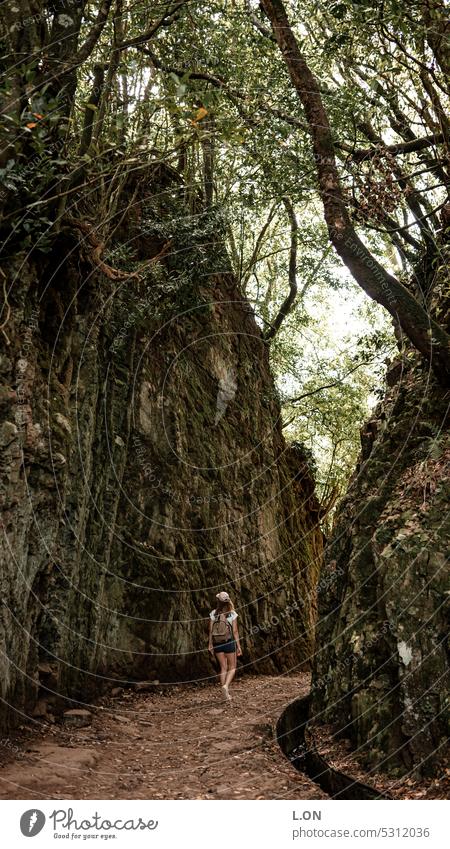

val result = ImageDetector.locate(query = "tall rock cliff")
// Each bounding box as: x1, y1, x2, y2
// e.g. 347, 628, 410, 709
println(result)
0, 183, 322, 728
310, 315, 449, 775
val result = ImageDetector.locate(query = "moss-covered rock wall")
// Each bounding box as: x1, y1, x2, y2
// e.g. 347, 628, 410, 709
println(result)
0, 204, 322, 728
310, 352, 449, 777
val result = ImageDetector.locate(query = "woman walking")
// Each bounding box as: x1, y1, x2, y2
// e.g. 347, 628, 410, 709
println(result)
208, 591, 242, 701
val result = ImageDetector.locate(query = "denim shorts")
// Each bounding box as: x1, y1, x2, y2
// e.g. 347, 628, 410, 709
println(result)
213, 639, 236, 654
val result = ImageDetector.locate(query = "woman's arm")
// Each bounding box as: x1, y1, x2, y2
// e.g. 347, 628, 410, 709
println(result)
208, 618, 214, 654
232, 619, 242, 656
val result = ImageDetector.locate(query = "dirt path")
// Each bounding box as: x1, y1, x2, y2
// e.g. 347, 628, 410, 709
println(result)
0, 673, 326, 800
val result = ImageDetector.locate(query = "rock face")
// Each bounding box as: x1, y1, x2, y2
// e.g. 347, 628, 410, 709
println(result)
0, 202, 322, 729
310, 354, 449, 776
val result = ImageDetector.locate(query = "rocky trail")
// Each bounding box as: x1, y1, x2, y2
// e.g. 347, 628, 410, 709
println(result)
0, 674, 326, 800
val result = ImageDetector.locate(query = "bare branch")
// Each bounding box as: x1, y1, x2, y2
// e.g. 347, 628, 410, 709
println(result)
79, 64, 105, 156
74, 0, 114, 66
118, 0, 187, 49
264, 197, 298, 341
140, 46, 309, 132
242, 200, 280, 283
337, 132, 445, 163
244, 0, 275, 41
287, 360, 375, 405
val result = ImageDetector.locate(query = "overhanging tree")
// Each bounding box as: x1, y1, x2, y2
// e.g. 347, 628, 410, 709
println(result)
260, 0, 450, 385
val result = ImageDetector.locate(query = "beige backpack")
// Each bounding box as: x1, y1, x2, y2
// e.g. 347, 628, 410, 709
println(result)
211, 612, 233, 645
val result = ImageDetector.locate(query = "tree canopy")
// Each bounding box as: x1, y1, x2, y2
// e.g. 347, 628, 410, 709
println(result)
1, 0, 449, 502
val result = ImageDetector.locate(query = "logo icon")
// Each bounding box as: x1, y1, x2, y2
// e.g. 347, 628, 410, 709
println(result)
20, 810, 46, 837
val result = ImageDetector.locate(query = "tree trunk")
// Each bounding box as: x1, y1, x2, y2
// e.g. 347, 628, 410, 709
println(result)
261, 0, 450, 385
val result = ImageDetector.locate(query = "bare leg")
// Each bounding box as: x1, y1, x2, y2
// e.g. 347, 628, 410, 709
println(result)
225, 652, 237, 688
216, 652, 227, 686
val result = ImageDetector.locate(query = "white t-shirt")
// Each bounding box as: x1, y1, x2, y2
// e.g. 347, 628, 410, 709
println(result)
210, 610, 238, 624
